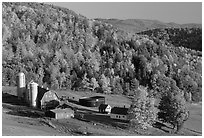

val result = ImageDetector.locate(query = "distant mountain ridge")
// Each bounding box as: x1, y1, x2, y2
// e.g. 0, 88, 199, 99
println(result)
95, 18, 202, 33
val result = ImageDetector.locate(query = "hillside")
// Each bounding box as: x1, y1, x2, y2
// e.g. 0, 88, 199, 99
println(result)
2, 2, 202, 101
137, 28, 202, 51
2, 2, 202, 135
95, 18, 202, 33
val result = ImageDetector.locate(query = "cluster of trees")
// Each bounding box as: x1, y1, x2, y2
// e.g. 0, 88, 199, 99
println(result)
138, 28, 202, 52
2, 2, 202, 130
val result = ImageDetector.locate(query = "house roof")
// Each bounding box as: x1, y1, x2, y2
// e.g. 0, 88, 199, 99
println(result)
49, 108, 73, 114
57, 103, 74, 110
99, 104, 110, 109
111, 107, 129, 115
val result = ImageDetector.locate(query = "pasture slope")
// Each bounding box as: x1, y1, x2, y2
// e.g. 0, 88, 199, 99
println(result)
2, 86, 202, 136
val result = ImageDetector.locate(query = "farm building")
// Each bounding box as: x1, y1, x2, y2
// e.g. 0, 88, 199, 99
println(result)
110, 107, 129, 121
27, 81, 39, 108
16, 73, 60, 110
79, 96, 105, 107
98, 104, 111, 114
45, 108, 74, 119
37, 87, 60, 110
16, 72, 26, 100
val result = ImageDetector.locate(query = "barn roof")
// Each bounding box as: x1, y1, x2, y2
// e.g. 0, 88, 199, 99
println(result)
37, 87, 59, 101
111, 107, 129, 115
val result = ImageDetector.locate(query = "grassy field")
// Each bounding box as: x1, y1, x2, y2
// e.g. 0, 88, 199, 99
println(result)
56, 89, 132, 108
2, 86, 202, 136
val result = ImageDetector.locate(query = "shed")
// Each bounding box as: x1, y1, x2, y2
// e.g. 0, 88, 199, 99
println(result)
37, 87, 60, 110
99, 104, 111, 114
110, 107, 129, 121
45, 108, 74, 119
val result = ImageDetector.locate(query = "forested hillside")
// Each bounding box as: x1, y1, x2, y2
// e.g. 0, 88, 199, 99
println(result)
138, 28, 202, 51
2, 2, 202, 106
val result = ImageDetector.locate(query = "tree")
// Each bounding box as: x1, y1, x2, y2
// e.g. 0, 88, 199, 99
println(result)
123, 82, 130, 95
2, 23, 12, 44
98, 74, 111, 94
130, 78, 139, 94
132, 55, 150, 86
151, 74, 180, 98
115, 51, 123, 62
158, 92, 189, 133
36, 66, 44, 86
191, 87, 202, 102
112, 78, 123, 95
128, 86, 157, 130
49, 63, 60, 90
90, 77, 99, 91
58, 72, 66, 89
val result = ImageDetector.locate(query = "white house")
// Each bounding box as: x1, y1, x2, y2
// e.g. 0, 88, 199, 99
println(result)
98, 104, 111, 114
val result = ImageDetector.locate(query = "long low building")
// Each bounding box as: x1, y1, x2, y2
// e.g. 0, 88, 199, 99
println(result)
110, 107, 129, 122
79, 96, 105, 107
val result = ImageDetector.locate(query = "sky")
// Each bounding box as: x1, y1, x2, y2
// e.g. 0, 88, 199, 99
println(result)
47, 2, 202, 24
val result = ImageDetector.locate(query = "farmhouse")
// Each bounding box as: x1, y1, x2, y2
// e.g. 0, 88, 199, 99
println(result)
98, 104, 111, 114
37, 87, 60, 110
110, 107, 129, 121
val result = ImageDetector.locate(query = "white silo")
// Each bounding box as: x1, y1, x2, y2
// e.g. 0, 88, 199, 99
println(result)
25, 80, 34, 104
17, 72, 26, 99
29, 82, 38, 108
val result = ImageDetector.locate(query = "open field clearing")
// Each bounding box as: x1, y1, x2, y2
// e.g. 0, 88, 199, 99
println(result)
2, 86, 202, 136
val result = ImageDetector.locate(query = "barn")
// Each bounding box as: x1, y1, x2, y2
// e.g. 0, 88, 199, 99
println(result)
110, 107, 129, 122
45, 108, 74, 119
79, 96, 105, 107
37, 87, 60, 110
98, 104, 111, 114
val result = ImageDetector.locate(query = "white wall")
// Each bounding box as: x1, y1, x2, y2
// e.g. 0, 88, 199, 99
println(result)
110, 114, 127, 120
105, 105, 111, 113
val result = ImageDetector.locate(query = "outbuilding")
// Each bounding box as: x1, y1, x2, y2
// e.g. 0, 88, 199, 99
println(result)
110, 107, 129, 122
45, 108, 74, 119
98, 104, 111, 114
